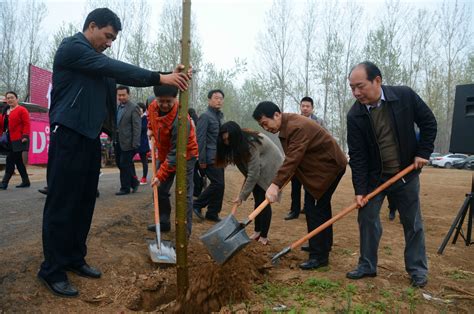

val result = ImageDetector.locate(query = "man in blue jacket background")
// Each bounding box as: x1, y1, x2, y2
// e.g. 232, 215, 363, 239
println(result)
37, 8, 190, 297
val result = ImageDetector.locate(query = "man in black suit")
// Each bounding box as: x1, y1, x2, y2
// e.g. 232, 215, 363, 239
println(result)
38, 8, 190, 297
114, 85, 141, 195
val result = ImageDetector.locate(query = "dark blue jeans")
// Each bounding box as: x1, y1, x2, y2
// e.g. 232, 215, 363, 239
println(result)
356, 174, 428, 277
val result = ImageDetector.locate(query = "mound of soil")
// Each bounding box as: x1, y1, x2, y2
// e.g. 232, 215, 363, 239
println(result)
175, 241, 269, 313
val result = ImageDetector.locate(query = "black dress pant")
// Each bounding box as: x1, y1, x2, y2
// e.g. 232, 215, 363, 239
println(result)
290, 177, 312, 215
305, 170, 345, 260
39, 125, 101, 283
193, 164, 224, 217
114, 143, 138, 191
2, 150, 29, 185
252, 185, 272, 238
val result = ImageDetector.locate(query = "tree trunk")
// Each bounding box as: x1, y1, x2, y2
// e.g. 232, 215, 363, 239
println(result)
176, 0, 191, 299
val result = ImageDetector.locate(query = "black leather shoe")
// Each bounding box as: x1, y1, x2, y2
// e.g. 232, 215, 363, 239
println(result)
37, 275, 78, 297
16, 182, 31, 188
38, 187, 48, 195
66, 264, 101, 279
193, 207, 204, 220
299, 258, 329, 270
0, 183, 7, 190
115, 190, 130, 196
346, 269, 377, 279
205, 214, 221, 222
301, 245, 311, 252
411, 276, 427, 288
284, 212, 299, 220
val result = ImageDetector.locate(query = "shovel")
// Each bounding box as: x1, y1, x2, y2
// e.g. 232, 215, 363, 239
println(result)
271, 164, 416, 264
148, 139, 176, 264
201, 179, 290, 264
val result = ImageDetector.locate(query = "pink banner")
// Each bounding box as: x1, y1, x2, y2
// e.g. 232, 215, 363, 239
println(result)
29, 64, 52, 109
28, 120, 50, 165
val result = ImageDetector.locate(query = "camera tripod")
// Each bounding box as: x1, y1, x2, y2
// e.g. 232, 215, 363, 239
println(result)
437, 173, 473, 254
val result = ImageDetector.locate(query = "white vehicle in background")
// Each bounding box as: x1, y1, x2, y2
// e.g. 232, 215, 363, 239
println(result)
431, 153, 468, 168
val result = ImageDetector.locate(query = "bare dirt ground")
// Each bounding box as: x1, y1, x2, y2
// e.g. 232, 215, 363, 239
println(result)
0, 165, 473, 312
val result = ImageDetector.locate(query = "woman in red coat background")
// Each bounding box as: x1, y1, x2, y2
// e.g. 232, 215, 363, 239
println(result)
0, 91, 31, 190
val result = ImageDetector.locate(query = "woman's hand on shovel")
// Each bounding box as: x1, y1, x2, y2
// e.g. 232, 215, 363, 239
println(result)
232, 197, 242, 206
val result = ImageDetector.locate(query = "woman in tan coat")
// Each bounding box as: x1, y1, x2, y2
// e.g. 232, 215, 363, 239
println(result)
216, 121, 283, 245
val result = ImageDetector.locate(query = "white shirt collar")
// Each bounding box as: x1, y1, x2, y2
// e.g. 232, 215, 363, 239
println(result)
365, 88, 385, 111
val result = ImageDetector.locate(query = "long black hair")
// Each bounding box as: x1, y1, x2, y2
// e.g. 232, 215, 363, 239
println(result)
215, 121, 262, 167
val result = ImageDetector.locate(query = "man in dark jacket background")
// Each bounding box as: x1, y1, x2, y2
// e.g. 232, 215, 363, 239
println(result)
38, 8, 190, 297
115, 85, 141, 195
346, 61, 437, 288
193, 89, 225, 222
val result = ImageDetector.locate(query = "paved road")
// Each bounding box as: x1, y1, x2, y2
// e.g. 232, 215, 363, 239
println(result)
0, 170, 148, 248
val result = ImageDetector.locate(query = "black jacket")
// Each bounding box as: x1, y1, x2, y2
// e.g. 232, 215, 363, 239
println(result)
197, 106, 224, 164
49, 32, 162, 139
347, 85, 437, 195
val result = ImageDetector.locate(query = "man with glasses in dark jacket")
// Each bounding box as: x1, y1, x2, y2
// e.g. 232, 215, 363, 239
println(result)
37, 8, 191, 298
345, 61, 436, 288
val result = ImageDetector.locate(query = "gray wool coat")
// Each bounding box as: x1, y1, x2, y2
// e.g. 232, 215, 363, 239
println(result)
236, 133, 284, 201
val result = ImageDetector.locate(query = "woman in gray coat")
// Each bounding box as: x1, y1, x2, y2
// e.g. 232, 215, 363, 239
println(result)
216, 121, 283, 245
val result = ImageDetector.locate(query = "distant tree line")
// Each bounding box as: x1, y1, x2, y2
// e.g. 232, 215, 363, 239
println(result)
0, 0, 472, 153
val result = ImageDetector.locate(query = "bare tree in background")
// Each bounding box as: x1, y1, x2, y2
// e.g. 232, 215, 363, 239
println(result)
315, 0, 343, 127
294, 0, 318, 105
85, 0, 137, 61
256, 0, 295, 112
24, 0, 48, 68
125, 0, 151, 101
0, 0, 47, 99
437, 0, 472, 152
45, 22, 79, 70
147, 0, 203, 106
334, 1, 364, 151
364, 0, 406, 85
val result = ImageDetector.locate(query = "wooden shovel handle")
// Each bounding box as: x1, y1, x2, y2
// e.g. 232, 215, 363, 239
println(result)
150, 139, 160, 225
247, 177, 292, 222
290, 164, 416, 250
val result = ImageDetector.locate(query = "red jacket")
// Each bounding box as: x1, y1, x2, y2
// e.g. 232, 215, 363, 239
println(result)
148, 99, 198, 182
0, 105, 30, 141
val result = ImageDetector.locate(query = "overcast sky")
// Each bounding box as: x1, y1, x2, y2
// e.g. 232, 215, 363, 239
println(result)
41, 0, 473, 71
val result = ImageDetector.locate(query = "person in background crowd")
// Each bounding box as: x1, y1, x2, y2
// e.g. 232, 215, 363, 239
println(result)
137, 102, 150, 185
188, 107, 206, 197
0, 91, 31, 190
215, 121, 283, 245
114, 85, 141, 195
193, 89, 225, 222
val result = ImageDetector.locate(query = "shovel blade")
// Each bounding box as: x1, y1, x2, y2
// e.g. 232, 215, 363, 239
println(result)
200, 214, 251, 264
147, 239, 176, 264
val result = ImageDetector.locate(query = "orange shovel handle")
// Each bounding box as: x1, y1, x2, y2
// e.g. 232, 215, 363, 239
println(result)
290, 164, 416, 250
